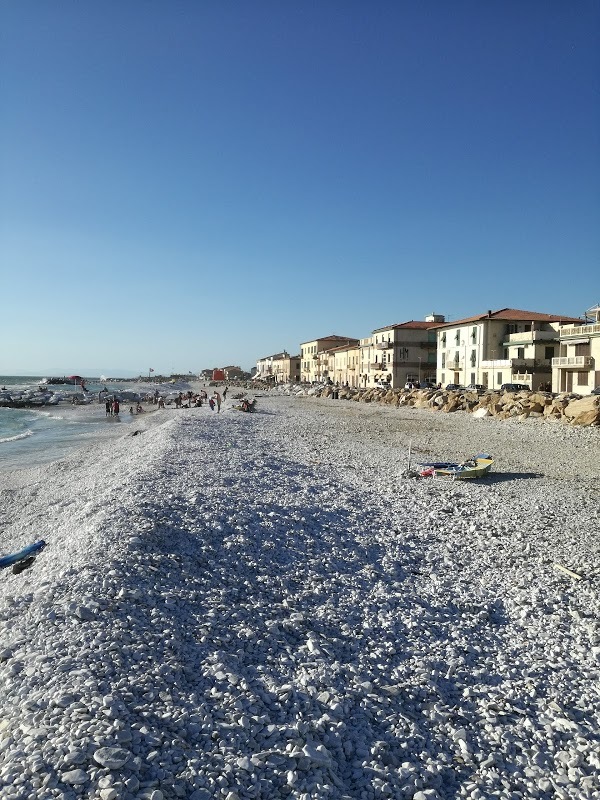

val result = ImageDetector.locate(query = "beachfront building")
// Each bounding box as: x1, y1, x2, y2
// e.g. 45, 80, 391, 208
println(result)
553, 304, 600, 394
332, 342, 361, 387
255, 352, 301, 384
359, 316, 444, 389
275, 353, 301, 383
365, 314, 444, 389
223, 365, 246, 380
255, 352, 287, 384
300, 335, 359, 383
359, 335, 374, 386
435, 308, 582, 391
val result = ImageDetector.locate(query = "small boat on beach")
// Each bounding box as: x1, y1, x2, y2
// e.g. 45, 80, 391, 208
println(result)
419, 453, 493, 480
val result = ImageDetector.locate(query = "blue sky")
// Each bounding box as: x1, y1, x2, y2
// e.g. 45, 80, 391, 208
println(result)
1, 1, 598, 376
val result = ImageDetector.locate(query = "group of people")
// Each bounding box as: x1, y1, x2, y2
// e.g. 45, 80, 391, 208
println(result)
105, 398, 120, 416
103, 386, 230, 418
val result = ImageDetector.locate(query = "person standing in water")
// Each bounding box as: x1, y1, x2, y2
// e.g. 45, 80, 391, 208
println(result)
213, 391, 222, 413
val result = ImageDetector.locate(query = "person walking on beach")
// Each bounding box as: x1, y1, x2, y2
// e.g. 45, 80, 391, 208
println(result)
213, 391, 222, 413
208, 397, 215, 411
112, 398, 120, 416
105, 399, 111, 416
222, 386, 228, 400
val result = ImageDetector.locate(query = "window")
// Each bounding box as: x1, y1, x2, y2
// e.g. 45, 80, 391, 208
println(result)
441, 333, 446, 346
470, 373, 475, 384
471, 326, 477, 343
441, 373, 445, 384
497, 372, 502, 385
517, 347, 525, 359
482, 371, 488, 385
544, 346, 555, 359
454, 329, 461, 343
441, 353, 446, 368
470, 350, 476, 367
575, 343, 591, 356
577, 372, 589, 386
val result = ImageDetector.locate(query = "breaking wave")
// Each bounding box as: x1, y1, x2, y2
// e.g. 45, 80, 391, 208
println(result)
0, 429, 34, 444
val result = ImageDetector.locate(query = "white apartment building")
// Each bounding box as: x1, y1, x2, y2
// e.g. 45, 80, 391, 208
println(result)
553, 304, 600, 394
435, 308, 582, 390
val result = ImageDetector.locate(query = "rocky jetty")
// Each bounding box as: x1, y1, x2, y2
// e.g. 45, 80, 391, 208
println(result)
314, 386, 600, 426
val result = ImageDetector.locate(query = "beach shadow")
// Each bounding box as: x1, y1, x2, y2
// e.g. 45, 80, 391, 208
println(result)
486, 471, 544, 483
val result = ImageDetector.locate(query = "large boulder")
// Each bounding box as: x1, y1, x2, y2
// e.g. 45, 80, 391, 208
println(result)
563, 395, 600, 425
443, 397, 462, 413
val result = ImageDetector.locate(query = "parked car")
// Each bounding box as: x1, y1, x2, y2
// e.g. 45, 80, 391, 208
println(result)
445, 383, 464, 391
466, 384, 487, 393
419, 381, 437, 390
375, 381, 391, 389
591, 386, 600, 395
500, 383, 530, 392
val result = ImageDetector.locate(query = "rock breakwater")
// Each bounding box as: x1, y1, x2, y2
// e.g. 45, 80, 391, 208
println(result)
314, 386, 600, 426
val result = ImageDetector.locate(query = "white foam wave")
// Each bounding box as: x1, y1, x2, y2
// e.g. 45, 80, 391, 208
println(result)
0, 429, 34, 443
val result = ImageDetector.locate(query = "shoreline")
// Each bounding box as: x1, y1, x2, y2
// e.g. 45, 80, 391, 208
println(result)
1, 395, 599, 799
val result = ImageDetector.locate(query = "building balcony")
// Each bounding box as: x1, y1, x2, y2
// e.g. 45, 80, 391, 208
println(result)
368, 363, 389, 371
442, 361, 465, 371
375, 341, 394, 350
503, 330, 558, 345
552, 356, 594, 368
559, 323, 600, 338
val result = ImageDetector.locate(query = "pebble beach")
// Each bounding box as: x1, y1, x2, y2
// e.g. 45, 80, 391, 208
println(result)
1, 392, 599, 800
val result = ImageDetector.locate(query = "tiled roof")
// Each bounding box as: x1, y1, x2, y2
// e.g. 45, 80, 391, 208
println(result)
434, 308, 582, 328
372, 320, 442, 333
325, 343, 360, 353
300, 334, 359, 345
258, 351, 289, 361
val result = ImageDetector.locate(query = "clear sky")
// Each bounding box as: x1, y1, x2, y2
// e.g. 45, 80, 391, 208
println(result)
1, 1, 599, 376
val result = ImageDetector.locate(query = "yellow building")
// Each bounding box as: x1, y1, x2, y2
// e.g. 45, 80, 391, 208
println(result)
255, 351, 301, 383
300, 335, 359, 383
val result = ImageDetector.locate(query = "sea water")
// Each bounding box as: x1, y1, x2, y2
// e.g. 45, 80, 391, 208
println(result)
0, 376, 148, 472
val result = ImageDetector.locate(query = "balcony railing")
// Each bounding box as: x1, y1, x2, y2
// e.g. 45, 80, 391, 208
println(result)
375, 341, 394, 350
503, 330, 558, 345
368, 363, 388, 370
443, 360, 464, 370
552, 356, 594, 368
559, 323, 600, 338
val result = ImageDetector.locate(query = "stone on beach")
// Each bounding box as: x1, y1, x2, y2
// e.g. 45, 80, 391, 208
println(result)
0, 390, 599, 800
